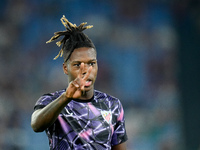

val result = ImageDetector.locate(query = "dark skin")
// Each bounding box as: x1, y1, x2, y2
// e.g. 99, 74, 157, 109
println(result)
31, 47, 126, 150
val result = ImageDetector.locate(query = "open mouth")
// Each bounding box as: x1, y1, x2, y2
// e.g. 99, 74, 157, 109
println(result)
85, 79, 92, 87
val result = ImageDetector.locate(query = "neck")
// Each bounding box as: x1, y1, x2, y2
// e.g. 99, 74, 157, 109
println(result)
80, 89, 94, 100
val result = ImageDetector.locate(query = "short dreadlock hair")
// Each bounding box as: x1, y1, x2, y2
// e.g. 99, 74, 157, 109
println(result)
46, 15, 96, 62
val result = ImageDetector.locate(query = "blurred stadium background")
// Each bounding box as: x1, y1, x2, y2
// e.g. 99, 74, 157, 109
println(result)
0, 0, 200, 150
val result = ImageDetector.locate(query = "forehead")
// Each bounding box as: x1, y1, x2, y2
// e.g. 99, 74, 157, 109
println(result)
69, 47, 96, 61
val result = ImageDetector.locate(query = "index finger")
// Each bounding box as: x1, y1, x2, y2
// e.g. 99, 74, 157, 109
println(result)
82, 66, 92, 81
78, 63, 84, 78
80, 66, 92, 91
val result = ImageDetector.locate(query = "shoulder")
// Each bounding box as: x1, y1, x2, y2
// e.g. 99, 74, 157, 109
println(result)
94, 90, 118, 100
40, 89, 65, 101
34, 89, 65, 110
94, 90, 122, 106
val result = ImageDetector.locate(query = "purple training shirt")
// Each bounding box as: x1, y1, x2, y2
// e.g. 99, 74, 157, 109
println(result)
34, 89, 128, 150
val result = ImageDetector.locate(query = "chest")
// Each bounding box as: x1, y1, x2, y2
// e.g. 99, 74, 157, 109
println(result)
60, 102, 116, 143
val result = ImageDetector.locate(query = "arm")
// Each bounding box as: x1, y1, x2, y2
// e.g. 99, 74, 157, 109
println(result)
31, 92, 70, 132
31, 63, 92, 132
111, 142, 127, 150
111, 100, 128, 150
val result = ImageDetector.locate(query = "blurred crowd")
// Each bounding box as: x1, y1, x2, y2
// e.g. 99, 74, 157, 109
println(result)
0, 0, 185, 150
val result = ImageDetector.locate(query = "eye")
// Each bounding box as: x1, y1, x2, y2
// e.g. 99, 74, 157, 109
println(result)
89, 62, 96, 66
73, 63, 81, 67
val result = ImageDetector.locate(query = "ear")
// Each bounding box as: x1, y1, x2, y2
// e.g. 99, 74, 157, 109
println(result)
63, 63, 68, 75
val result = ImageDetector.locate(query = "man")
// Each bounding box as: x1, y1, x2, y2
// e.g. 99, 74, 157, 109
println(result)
31, 15, 127, 150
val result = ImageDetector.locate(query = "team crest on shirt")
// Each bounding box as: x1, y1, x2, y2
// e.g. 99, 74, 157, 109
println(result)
101, 110, 112, 124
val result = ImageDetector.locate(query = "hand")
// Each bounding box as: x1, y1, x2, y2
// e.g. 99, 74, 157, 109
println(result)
65, 63, 92, 99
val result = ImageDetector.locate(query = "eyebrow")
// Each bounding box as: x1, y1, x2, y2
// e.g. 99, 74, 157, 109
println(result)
72, 59, 97, 63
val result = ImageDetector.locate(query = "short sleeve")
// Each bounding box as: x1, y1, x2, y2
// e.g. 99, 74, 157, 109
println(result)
111, 100, 128, 146
34, 90, 63, 110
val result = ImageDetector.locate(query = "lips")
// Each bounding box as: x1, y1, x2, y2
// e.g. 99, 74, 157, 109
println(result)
85, 80, 92, 87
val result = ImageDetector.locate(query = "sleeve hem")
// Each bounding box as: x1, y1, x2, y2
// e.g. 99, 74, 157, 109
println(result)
34, 105, 45, 110
111, 135, 128, 146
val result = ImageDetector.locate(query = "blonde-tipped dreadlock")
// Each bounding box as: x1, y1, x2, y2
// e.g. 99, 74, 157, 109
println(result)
46, 15, 95, 61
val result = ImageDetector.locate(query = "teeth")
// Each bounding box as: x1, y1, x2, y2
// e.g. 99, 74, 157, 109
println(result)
85, 80, 92, 86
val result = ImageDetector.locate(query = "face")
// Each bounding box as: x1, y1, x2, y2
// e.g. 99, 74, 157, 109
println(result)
63, 47, 98, 92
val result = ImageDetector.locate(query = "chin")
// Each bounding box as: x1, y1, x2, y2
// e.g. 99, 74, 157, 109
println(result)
84, 85, 94, 92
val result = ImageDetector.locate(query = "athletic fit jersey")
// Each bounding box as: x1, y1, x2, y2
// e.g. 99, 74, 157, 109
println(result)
34, 89, 128, 150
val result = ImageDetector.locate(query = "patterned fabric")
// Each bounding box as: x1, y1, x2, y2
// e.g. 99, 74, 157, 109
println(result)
34, 90, 128, 150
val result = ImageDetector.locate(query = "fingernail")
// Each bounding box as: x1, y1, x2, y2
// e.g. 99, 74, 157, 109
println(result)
75, 84, 79, 88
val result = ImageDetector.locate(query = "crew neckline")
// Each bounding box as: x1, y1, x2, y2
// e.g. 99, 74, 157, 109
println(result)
72, 95, 94, 103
